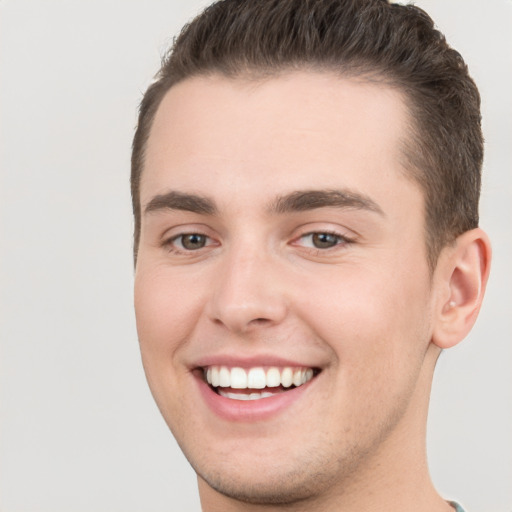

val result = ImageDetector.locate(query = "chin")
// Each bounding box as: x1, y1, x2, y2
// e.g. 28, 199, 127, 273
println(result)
195, 460, 337, 506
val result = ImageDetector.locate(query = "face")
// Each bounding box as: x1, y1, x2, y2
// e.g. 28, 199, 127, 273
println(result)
134, 72, 438, 506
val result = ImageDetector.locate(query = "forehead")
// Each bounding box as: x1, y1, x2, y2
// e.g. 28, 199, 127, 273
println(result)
141, 71, 417, 212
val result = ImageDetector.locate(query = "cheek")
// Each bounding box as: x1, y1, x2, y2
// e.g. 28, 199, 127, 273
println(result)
300, 263, 432, 384
134, 267, 208, 431
134, 267, 204, 368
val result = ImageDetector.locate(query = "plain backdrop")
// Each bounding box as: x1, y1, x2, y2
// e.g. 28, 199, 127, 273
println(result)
0, 1, 511, 511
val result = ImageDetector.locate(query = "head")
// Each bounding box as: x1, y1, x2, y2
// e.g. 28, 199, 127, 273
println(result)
131, 1, 490, 509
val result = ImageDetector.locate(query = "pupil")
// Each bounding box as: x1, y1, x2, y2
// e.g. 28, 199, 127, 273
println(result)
312, 233, 338, 249
182, 234, 205, 250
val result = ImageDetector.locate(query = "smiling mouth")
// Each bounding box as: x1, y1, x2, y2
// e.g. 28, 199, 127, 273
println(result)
202, 366, 319, 401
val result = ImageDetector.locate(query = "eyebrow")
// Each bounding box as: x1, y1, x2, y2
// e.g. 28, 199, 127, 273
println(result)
144, 191, 217, 215
269, 189, 384, 216
143, 188, 384, 217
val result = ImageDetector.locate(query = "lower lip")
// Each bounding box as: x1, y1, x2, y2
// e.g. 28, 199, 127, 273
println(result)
195, 374, 314, 422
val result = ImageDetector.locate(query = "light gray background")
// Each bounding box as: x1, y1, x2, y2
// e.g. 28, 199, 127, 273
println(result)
0, 1, 510, 511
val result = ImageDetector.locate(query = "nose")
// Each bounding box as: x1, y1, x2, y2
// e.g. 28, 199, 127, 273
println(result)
207, 246, 288, 334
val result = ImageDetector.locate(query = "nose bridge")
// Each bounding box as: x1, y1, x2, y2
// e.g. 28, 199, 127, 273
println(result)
208, 237, 287, 333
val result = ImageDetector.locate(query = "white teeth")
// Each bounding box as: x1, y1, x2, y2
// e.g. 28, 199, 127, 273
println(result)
230, 367, 247, 389
281, 367, 293, 388
219, 367, 230, 387
218, 389, 279, 401
247, 367, 266, 389
266, 367, 281, 387
218, 390, 250, 400
211, 366, 220, 387
292, 369, 303, 387
204, 365, 316, 391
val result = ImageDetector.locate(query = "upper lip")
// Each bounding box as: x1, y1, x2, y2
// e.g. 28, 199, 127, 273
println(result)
190, 353, 323, 371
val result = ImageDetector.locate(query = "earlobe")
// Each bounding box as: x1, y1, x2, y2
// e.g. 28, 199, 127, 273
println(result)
432, 228, 492, 349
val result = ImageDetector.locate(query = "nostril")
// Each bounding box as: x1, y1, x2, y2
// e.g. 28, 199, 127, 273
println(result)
244, 317, 274, 330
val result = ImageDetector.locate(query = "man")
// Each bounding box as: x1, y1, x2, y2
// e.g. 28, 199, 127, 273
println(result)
131, 0, 491, 510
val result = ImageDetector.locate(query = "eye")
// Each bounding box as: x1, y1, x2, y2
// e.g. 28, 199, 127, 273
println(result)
297, 232, 348, 249
310, 232, 340, 249
171, 233, 210, 251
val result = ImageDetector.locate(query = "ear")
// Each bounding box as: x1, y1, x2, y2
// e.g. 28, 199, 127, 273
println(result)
431, 228, 492, 349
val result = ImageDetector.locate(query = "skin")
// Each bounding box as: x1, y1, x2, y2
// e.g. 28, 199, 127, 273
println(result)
134, 72, 490, 511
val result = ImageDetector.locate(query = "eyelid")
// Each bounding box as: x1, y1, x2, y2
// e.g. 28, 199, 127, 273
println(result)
160, 223, 214, 242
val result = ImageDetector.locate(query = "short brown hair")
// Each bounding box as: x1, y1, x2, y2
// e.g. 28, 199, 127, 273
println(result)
131, 0, 483, 270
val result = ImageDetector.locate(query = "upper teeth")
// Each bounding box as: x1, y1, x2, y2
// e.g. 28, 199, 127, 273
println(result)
205, 366, 314, 389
